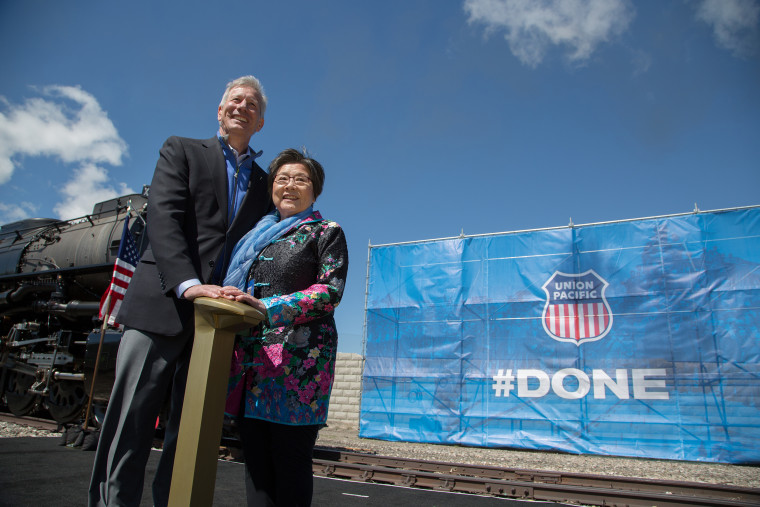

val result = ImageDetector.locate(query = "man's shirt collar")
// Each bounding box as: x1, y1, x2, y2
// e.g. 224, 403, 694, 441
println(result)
217, 133, 263, 162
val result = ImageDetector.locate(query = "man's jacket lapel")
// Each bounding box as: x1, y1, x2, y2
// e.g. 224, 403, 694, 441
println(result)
203, 137, 229, 229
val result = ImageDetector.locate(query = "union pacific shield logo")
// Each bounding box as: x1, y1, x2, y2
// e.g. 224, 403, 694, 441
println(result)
541, 270, 612, 346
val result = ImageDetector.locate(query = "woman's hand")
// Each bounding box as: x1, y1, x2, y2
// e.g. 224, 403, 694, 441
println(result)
219, 286, 267, 314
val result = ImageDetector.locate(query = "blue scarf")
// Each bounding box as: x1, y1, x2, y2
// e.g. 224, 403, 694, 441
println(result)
223, 206, 314, 291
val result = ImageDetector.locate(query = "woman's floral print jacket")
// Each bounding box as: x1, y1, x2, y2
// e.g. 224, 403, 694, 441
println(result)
226, 211, 348, 426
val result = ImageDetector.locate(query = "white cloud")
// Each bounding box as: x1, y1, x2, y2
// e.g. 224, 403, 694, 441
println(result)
53, 163, 133, 219
0, 201, 38, 224
694, 0, 759, 58
0, 85, 131, 220
464, 0, 635, 67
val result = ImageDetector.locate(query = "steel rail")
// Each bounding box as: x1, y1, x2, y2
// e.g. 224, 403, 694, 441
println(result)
312, 448, 760, 507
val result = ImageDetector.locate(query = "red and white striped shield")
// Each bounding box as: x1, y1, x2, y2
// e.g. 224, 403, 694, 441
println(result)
541, 270, 613, 346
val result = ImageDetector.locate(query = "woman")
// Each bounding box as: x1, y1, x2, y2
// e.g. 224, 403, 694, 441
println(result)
220, 148, 348, 506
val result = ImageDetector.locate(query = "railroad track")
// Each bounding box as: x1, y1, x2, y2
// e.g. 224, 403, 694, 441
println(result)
236, 430, 760, 507
0, 411, 61, 432
311, 448, 760, 506
4, 411, 759, 507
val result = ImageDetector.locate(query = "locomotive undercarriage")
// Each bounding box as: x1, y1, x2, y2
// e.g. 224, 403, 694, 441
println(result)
1, 320, 92, 423
0, 265, 108, 424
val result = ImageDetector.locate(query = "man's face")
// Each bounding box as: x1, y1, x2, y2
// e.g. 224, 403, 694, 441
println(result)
217, 85, 264, 140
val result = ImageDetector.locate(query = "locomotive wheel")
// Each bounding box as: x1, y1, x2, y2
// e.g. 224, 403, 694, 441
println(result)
4, 371, 38, 416
45, 380, 87, 424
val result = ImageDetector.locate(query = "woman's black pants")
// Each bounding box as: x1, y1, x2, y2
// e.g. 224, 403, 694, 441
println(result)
239, 417, 320, 506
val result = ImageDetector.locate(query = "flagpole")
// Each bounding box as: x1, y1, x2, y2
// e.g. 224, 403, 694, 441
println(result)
83, 292, 111, 431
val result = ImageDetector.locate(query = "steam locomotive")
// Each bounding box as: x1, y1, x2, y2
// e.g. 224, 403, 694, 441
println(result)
0, 189, 149, 424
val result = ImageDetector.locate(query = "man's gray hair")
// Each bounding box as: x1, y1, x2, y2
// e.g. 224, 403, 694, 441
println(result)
220, 75, 268, 117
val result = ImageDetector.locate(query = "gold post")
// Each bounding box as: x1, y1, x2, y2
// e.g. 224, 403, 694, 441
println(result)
168, 297, 263, 507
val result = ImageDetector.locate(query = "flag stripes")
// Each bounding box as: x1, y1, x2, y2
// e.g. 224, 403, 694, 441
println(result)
545, 302, 609, 340
99, 217, 140, 326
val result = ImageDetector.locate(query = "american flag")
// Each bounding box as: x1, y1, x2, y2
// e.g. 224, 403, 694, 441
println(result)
99, 216, 140, 326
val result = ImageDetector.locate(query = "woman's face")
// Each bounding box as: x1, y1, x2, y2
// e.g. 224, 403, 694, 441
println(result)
272, 163, 315, 219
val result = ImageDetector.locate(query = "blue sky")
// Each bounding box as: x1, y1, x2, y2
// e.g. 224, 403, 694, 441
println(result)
1, 0, 758, 354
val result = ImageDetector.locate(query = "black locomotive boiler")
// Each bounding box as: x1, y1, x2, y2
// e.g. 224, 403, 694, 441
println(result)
0, 189, 149, 424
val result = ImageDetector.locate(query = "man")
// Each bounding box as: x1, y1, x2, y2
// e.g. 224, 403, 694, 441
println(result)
89, 75, 272, 507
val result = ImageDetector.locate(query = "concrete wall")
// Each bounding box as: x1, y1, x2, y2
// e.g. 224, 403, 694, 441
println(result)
326, 352, 364, 430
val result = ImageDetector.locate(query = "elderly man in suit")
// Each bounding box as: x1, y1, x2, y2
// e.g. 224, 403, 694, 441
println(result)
89, 75, 272, 507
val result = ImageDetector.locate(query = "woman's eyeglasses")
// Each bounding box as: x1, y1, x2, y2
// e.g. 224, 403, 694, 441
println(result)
274, 174, 312, 186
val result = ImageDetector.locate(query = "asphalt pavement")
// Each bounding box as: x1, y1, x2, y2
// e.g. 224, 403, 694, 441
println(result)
0, 437, 567, 506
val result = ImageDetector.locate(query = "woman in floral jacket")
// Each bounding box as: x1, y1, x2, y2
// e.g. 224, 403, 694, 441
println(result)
220, 148, 348, 506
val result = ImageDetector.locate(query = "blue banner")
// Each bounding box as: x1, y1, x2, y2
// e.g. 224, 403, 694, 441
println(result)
360, 207, 760, 463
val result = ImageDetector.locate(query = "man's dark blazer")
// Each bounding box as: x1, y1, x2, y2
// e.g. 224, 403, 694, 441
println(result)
118, 136, 271, 336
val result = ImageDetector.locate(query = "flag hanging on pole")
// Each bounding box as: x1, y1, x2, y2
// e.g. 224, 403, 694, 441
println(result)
99, 216, 140, 326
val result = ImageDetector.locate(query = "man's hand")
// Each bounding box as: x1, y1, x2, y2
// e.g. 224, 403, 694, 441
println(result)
181, 284, 233, 301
